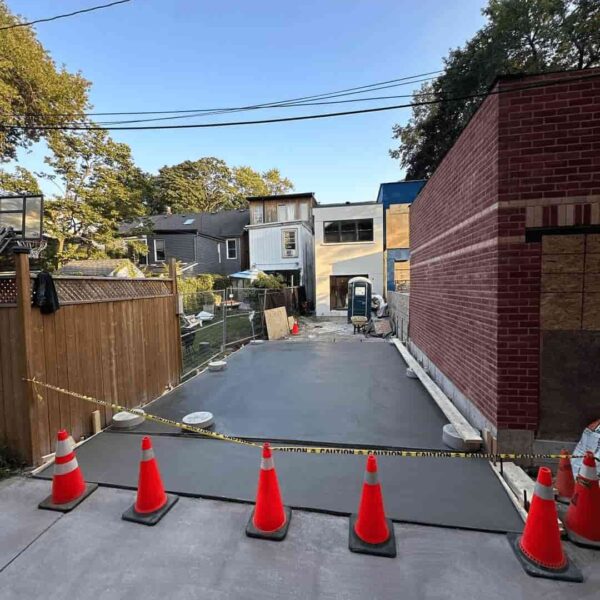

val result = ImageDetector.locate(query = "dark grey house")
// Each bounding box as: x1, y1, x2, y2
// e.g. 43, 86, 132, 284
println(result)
121, 210, 250, 276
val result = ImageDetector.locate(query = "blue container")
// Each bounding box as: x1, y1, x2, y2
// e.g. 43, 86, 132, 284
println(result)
347, 277, 372, 323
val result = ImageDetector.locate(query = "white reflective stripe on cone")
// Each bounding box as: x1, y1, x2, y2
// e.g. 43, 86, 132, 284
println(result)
579, 463, 598, 481
364, 471, 379, 485
54, 457, 78, 476
55, 439, 72, 457
141, 448, 155, 462
534, 481, 554, 501
261, 457, 274, 471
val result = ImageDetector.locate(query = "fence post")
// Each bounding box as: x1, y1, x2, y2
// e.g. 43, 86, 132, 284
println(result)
14, 248, 40, 465
222, 288, 228, 351
168, 258, 183, 380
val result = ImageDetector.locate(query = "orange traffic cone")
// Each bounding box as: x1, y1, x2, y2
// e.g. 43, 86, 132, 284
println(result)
291, 321, 299, 335
349, 455, 396, 558
555, 449, 575, 503
122, 436, 178, 525
246, 442, 291, 540
39, 429, 97, 512
564, 451, 600, 548
507, 467, 582, 582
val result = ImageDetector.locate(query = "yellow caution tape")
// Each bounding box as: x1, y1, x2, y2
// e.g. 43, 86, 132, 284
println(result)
27, 379, 589, 461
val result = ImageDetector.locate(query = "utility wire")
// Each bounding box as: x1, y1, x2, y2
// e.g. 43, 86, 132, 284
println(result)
0, 0, 132, 31
1, 70, 443, 119
4, 72, 596, 132
93, 77, 437, 125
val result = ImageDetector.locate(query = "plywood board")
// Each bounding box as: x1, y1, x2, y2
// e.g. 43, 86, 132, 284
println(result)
264, 306, 289, 340
287, 316, 295, 331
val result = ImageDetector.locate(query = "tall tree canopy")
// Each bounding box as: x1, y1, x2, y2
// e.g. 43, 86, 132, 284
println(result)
0, 1, 89, 161
391, 0, 600, 179
149, 158, 294, 214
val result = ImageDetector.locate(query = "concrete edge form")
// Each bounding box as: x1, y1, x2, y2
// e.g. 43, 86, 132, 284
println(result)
489, 462, 528, 522
391, 338, 483, 446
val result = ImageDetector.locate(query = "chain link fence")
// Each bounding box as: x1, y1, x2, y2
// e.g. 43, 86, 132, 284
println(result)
179, 287, 300, 378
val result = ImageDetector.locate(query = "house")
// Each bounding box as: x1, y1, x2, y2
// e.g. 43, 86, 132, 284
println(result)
376, 180, 426, 293
313, 202, 384, 316
407, 68, 600, 453
55, 258, 145, 278
121, 210, 250, 276
245, 192, 317, 300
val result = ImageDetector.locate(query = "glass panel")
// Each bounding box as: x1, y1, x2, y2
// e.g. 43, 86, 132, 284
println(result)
340, 221, 357, 242
277, 204, 287, 222
155, 239, 165, 261
227, 239, 236, 259
324, 222, 339, 243
357, 219, 373, 241
0, 197, 23, 211
24, 196, 42, 238
0, 212, 22, 232
282, 230, 297, 256
251, 204, 263, 224
299, 203, 308, 221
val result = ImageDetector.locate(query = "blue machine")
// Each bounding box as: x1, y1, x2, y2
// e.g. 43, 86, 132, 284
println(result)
347, 277, 372, 323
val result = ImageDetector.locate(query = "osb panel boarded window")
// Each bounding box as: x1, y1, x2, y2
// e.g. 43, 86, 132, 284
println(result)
540, 234, 600, 330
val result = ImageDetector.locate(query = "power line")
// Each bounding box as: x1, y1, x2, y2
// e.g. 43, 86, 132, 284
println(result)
3, 72, 596, 132
0, 0, 132, 31
2, 70, 443, 119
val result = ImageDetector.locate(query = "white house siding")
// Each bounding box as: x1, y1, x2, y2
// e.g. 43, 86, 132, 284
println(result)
313, 203, 384, 316
248, 222, 314, 300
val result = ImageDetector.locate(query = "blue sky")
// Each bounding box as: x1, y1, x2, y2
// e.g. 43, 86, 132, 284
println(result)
9, 0, 487, 203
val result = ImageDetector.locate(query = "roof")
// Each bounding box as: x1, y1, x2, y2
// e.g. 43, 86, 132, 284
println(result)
246, 192, 316, 202
314, 201, 378, 208
55, 259, 144, 278
376, 180, 426, 207
120, 209, 249, 238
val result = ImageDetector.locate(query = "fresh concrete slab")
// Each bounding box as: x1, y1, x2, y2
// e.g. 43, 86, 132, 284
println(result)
37, 432, 523, 533
0, 478, 62, 572
124, 341, 450, 451
1, 479, 598, 600
391, 339, 483, 447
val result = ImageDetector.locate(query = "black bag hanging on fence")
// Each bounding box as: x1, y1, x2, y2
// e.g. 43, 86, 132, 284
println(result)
32, 272, 60, 314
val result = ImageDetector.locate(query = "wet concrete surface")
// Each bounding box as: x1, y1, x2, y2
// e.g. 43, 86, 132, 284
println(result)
129, 341, 450, 451
1, 479, 598, 600
37, 432, 523, 533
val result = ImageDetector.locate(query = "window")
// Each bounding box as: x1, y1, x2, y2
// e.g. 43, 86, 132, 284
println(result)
281, 229, 298, 258
299, 202, 309, 221
277, 203, 295, 222
251, 204, 263, 224
226, 238, 237, 260
323, 219, 374, 244
154, 239, 166, 262
330, 275, 368, 310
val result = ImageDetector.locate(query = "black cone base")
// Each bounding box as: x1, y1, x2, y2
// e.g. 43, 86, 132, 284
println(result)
507, 533, 583, 583
122, 494, 179, 526
38, 483, 98, 513
349, 514, 397, 558
246, 506, 292, 541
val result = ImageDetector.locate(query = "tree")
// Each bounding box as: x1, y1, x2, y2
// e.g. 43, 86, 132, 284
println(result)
0, 166, 41, 194
40, 128, 150, 265
391, 0, 600, 179
0, 1, 89, 161
149, 158, 294, 214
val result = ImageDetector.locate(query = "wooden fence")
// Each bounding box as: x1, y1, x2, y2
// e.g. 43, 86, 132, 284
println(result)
0, 251, 181, 465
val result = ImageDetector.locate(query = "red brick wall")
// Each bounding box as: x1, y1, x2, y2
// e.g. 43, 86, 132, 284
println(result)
410, 68, 600, 432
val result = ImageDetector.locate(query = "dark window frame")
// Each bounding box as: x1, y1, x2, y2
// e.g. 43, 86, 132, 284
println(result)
323, 219, 374, 244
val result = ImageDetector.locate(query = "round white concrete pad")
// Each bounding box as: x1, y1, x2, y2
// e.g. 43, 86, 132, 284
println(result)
112, 410, 145, 429
182, 411, 214, 429
208, 360, 227, 371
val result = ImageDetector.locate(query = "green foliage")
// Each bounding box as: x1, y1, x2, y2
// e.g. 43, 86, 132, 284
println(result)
40, 128, 150, 268
211, 274, 231, 291
0, 1, 89, 161
148, 157, 294, 214
0, 166, 41, 194
391, 0, 600, 179
177, 274, 214, 294
252, 272, 285, 289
